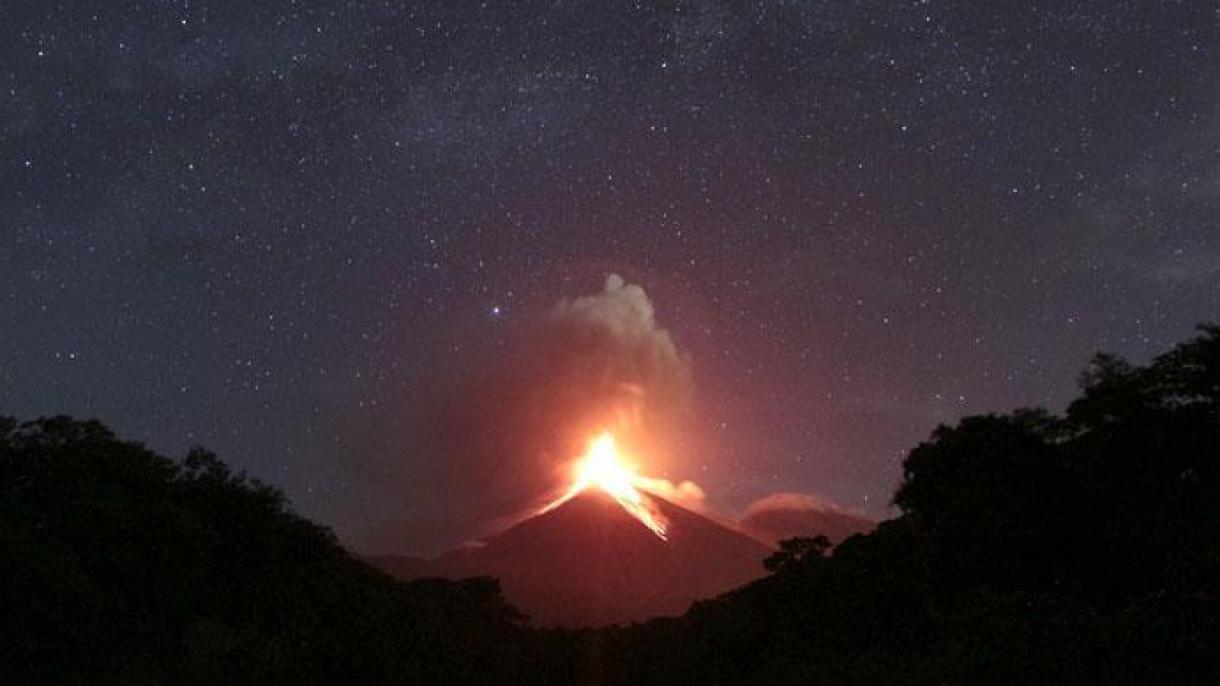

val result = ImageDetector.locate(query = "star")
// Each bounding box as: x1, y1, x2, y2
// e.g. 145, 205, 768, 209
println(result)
1, 0, 1215, 555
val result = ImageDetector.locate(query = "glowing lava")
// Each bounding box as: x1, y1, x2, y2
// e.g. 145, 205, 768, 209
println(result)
543, 432, 669, 540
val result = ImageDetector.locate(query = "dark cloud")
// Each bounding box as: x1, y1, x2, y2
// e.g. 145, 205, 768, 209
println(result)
740, 492, 874, 546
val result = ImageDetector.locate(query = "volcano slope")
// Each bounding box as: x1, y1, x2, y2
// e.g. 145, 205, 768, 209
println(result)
375, 489, 773, 627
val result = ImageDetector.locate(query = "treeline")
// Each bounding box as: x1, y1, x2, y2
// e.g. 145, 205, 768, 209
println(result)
0, 418, 524, 685
3, 325, 1218, 684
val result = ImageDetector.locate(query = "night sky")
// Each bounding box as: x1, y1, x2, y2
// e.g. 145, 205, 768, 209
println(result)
3, 1, 1218, 554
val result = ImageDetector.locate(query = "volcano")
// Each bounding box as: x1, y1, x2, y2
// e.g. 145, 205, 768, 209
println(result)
370, 489, 773, 627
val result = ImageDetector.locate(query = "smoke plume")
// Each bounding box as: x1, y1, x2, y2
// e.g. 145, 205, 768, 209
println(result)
414, 274, 696, 544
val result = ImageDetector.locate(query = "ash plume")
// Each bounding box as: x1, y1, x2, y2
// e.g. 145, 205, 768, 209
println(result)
410, 274, 696, 546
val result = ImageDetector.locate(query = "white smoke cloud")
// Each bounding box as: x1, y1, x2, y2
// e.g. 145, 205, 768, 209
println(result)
638, 475, 707, 513
552, 274, 682, 360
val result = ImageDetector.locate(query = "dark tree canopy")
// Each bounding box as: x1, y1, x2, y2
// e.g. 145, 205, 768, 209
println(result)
763, 535, 832, 573
890, 324, 1220, 601
0, 417, 524, 685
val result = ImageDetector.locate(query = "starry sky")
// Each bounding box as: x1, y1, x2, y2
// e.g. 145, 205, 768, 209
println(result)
3, 1, 1218, 554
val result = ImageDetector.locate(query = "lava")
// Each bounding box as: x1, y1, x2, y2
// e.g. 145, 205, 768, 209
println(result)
542, 432, 669, 540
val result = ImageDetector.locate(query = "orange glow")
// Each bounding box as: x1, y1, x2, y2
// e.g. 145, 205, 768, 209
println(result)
544, 432, 669, 540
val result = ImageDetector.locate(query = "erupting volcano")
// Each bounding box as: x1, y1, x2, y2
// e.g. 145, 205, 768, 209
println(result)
371, 432, 773, 627
540, 432, 670, 540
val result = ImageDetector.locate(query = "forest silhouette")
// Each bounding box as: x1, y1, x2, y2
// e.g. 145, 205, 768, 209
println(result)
2, 325, 1217, 684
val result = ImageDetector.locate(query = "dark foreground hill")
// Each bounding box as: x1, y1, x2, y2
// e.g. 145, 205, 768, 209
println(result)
372, 489, 771, 627
0, 417, 526, 685
3, 324, 1220, 684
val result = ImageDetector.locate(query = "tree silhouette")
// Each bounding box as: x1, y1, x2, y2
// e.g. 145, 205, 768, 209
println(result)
763, 535, 832, 573
0, 416, 526, 685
